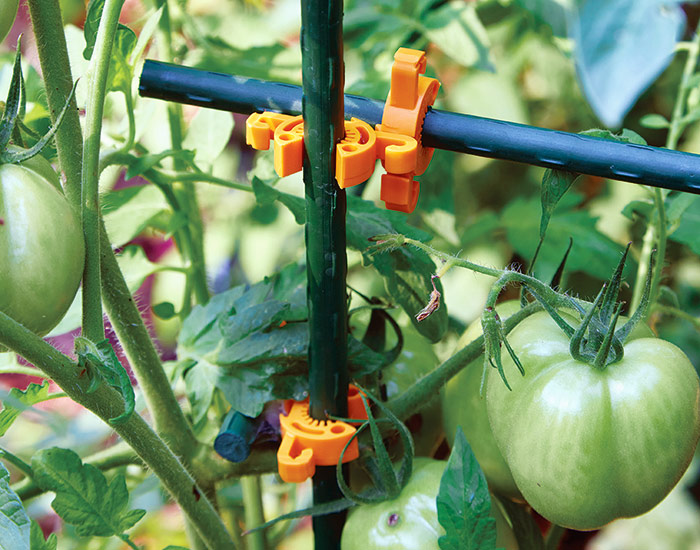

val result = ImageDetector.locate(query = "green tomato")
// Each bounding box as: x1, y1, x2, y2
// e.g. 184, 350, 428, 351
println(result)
443, 300, 522, 499
341, 458, 518, 550
0, 163, 84, 336
0, 0, 18, 44
486, 310, 700, 531
381, 327, 443, 457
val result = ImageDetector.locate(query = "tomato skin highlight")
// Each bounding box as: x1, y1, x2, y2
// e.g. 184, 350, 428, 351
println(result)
486, 310, 700, 531
340, 458, 518, 550
0, 0, 18, 44
0, 163, 84, 336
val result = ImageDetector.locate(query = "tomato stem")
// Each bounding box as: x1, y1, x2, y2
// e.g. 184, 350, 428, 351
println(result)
81, 0, 128, 341
0, 310, 236, 550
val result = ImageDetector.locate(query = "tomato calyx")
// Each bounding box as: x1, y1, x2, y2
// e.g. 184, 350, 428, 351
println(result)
541, 243, 654, 369
0, 43, 78, 167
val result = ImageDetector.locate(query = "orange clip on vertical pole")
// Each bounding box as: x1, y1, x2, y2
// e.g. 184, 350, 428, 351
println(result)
277, 385, 368, 483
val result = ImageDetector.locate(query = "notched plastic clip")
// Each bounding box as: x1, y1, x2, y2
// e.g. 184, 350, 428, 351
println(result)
245, 47, 439, 213
277, 385, 368, 483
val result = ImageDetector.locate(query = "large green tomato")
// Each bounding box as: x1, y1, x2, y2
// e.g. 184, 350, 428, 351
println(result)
486, 310, 700, 531
0, 0, 18, 44
443, 300, 522, 500
341, 458, 518, 550
0, 163, 84, 336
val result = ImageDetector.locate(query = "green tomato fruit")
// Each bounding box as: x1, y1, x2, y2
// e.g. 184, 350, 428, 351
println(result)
0, 163, 84, 336
486, 310, 700, 531
442, 300, 522, 499
0, 0, 18, 44
341, 458, 518, 550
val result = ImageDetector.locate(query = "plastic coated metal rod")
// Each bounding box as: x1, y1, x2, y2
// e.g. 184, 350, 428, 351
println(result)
140, 59, 700, 195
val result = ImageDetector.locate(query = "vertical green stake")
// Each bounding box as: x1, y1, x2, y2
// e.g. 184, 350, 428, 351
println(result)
301, 0, 348, 548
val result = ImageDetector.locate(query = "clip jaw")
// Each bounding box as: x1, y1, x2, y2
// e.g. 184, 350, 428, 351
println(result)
245, 47, 439, 213
277, 385, 368, 483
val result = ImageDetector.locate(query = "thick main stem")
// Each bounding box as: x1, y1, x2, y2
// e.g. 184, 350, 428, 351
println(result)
301, 1, 348, 548
29, 0, 198, 457
0, 313, 235, 550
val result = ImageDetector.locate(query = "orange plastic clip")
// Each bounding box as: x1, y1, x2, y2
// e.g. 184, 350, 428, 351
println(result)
245, 47, 439, 213
376, 48, 440, 213
246, 114, 418, 190
277, 385, 368, 483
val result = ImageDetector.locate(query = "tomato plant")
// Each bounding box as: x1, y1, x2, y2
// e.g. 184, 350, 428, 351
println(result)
0, 162, 84, 336
486, 310, 700, 531
341, 458, 518, 550
0, 1, 699, 549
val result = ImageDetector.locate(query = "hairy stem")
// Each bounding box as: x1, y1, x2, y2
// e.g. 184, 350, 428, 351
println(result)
81, 0, 127, 340
0, 312, 235, 550
26, 0, 83, 205
387, 302, 540, 420
632, 19, 700, 314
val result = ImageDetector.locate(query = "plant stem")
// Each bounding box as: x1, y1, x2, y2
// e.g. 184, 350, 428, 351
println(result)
99, 231, 198, 454
632, 19, 700, 314
653, 304, 700, 328
0, 364, 46, 377
242, 475, 267, 550
155, 0, 210, 306
387, 302, 539, 420
544, 524, 566, 550
81, 0, 127, 341
0, 312, 235, 550
29, 0, 199, 470
26, 0, 83, 205
0, 447, 34, 479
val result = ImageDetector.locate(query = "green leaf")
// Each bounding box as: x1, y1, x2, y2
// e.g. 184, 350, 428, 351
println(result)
248, 177, 446, 342
437, 427, 497, 550
579, 127, 647, 145
83, 0, 105, 59
346, 196, 447, 342
639, 113, 670, 129
182, 108, 235, 168
666, 194, 698, 234
503, 195, 634, 281
0, 381, 51, 437
621, 199, 654, 222
101, 185, 171, 246
177, 261, 385, 418
0, 462, 30, 550
497, 500, 545, 550
106, 25, 137, 94
125, 149, 196, 179
569, 0, 684, 127
539, 169, 579, 239
74, 338, 135, 425
423, 2, 493, 71
251, 176, 305, 224
669, 196, 700, 255
30, 520, 57, 550
31, 448, 145, 537
514, 0, 569, 35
